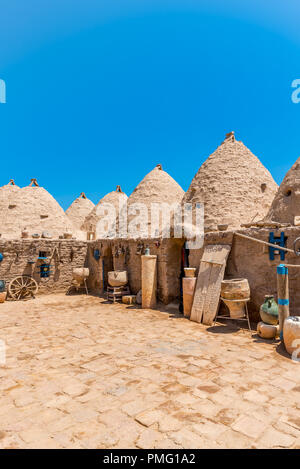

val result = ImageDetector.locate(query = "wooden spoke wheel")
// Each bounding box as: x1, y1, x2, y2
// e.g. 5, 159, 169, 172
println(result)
8, 275, 38, 300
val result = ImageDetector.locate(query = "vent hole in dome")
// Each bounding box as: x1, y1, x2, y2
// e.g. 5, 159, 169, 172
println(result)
285, 189, 292, 197
261, 183, 267, 193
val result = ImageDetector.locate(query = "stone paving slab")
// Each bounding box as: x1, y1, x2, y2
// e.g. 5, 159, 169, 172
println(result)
0, 294, 299, 449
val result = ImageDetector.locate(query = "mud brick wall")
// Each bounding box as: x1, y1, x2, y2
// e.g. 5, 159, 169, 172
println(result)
188, 227, 300, 321
86, 240, 113, 292
88, 238, 184, 304
0, 239, 88, 295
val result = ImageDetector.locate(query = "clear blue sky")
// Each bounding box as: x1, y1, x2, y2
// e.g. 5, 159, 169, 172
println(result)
1, 0, 300, 209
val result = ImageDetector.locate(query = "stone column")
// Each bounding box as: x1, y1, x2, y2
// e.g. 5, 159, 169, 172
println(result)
142, 255, 157, 309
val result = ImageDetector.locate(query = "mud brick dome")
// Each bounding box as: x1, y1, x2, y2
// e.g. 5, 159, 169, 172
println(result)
66, 192, 95, 230
183, 132, 278, 231
265, 157, 300, 225
0, 179, 74, 238
127, 164, 185, 238
81, 185, 128, 236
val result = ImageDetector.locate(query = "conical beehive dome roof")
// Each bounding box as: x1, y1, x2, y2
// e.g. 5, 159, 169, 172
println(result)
127, 164, 185, 238
0, 178, 75, 239
66, 192, 95, 230
182, 132, 278, 231
265, 157, 300, 225
81, 185, 128, 235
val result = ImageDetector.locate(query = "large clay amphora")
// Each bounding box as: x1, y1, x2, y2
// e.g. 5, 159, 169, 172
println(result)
260, 295, 279, 325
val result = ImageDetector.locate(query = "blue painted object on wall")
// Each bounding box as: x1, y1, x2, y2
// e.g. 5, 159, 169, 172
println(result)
0, 253, 3, 262
269, 232, 286, 261
38, 264, 53, 278
94, 249, 100, 261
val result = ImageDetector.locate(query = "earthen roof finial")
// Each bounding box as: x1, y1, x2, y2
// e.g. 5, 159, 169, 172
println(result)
29, 178, 39, 187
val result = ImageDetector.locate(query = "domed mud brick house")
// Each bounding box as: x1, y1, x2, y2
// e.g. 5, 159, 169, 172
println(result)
187, 138, 300, 321
1, 178, 75, 239
0, 179, 88, 295
88, 166, 186, 303
81, 185, 128, 240
265, 156, 300, 226
183, 132, 278, 232
66, 192, 95, 233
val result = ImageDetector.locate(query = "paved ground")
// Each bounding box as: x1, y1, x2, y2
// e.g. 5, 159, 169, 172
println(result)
0, 293, 299, 449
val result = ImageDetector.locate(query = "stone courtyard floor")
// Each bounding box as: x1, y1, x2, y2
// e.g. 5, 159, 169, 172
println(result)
0, 293, 299, 449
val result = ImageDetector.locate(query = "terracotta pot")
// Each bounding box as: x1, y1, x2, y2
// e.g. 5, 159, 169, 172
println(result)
0, 291, 7, 303
184, 267, 197, 278
283, 316, 300, 355
221, 279, 250, 319
182, 277, 196, 318
257, 321, 279, 339
221, 278, 250, 300
108, 270, 128, 287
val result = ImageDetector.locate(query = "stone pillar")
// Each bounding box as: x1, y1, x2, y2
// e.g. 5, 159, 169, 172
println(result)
142, 255, 157, 309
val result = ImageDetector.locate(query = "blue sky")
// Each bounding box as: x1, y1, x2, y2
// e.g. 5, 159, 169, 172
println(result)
1, 0, 300, 209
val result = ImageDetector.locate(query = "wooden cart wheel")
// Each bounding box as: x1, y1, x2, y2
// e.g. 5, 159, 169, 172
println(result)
8, 275, 38, 300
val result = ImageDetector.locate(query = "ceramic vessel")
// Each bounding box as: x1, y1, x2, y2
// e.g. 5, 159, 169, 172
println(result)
184, 267, 196, 278
108, 270, 128, 287
257, 321, 279, 339
221, 278, 250, 319
182, 277, 196, 318
260, 295, 279, 325
283, 316, 300, 355
221, 278, 250, 300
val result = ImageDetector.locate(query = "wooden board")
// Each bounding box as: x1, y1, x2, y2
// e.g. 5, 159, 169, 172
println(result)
190, 244, 231, 325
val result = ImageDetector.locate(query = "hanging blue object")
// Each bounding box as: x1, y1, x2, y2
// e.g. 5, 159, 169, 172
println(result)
269, 232, 286, 261
0, 253, 3, 262
94, 249, 101, 260
38, 264, 53, 278
0, 280, 5, 292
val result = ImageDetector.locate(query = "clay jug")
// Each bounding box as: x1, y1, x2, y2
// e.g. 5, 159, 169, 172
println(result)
260, 295, 279, 325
